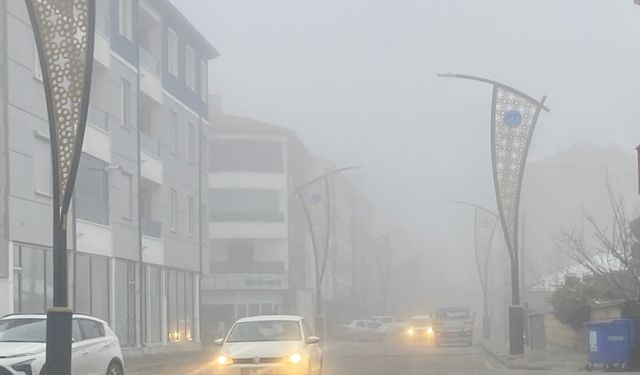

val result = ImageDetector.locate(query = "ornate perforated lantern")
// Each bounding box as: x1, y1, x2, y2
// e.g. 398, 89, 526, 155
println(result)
25, 1, 95, 374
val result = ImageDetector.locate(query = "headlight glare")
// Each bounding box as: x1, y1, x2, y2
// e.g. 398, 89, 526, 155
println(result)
427, 327, 434, 335
407, 327, 415, 336
216, 355, 233, 366
288, 353, 303, 364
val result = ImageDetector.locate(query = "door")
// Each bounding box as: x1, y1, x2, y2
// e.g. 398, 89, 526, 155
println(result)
302, 319, 321, 374
77, 319, 110, 375
71, 319, 90, 375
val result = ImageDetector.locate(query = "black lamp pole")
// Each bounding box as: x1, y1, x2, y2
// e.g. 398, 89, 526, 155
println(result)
25, 1, 95, 374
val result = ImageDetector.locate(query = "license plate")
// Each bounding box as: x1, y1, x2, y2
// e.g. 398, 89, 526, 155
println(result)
241, 368, 271, 375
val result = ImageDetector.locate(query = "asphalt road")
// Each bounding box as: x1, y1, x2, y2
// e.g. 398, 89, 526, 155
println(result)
127, 341, 581, 375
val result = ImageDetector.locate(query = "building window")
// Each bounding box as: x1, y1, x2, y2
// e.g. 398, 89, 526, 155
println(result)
34, 137, 52, 196
146, 265, 162, 344
119, 0, 133, 41
168, 28, 178, 77
186, 45, 196, 91
187, 195, 195, 236
121, 79, 132, 129
33, 46, 43, 81
114, 259, 137, 347
169, 111, 178, 154
209, 139, 284, 173
74, 253, 110, 322
199, 60, 207, 101
76, 154, 109, 225
170, 189, 177, 231
209, 189, 283, 222
122, 172, 133, 219
166, 270, 195, 342
187, 123, 195, 162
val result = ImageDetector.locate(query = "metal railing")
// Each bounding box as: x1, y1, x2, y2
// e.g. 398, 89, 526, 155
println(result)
140, 132, 161, 157
141, 218, 162, 238
87, 106, 108, 131
139, 47, 160, 77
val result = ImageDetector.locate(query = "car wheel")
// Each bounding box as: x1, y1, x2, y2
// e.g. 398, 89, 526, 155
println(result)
107, 361, 124, 375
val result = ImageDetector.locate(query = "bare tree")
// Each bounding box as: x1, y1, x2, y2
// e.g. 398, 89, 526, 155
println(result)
557, 179, 639, 299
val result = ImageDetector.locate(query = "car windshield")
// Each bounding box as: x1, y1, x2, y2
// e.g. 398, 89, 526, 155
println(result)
226, 321, 301, 343
412, 318, 431, 327
0, 319, 46, 343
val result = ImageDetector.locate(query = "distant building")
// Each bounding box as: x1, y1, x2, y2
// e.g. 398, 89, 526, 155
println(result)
200, 113, 315, 340
0, 0, 218, 354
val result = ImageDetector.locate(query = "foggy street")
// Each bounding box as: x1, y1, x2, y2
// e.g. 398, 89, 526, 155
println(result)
127, 341, 583, 375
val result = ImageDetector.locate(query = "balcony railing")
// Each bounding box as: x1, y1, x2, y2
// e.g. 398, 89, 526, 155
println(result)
141, 218, 162, 238
96, 13, 109, 38
210, 261, 286, 274
203, 273, 288, 290
87, 106, 108, 131
75, 195, 109, 226
140, 132, 161, 157
139, 47, 160, 77
209, 211, 285, 222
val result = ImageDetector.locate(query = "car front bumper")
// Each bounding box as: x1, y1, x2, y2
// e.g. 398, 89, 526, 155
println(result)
215, 363, 310, 375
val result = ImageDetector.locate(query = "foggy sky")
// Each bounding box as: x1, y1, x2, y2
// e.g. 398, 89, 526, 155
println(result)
173, 0, 640, 308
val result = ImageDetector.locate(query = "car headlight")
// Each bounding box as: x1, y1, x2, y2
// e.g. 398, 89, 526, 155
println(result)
11, 358, 35, 375
216, 355, 234, 366
407, 327, 415, 336
427, 327, 434, 335
287, 353, 303, 364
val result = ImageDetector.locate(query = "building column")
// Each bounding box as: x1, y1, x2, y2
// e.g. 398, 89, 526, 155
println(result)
194, 273, 201, 343
161, 267, 168, 345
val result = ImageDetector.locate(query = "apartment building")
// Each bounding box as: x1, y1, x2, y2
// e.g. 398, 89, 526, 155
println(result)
0, 0, 217, 354
200, 113, 315, 340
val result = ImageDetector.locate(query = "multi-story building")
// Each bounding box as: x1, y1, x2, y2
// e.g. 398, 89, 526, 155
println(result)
0, 0, 217, 354
200, 113, 315, 340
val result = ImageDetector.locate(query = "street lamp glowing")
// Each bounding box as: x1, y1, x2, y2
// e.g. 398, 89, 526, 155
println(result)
25, 1, 95, 374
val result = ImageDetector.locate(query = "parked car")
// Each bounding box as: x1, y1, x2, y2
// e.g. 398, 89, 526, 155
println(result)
340, 319, 386, 342
370, 315, 406, 337
0, 313, 124, 375
214, 315, 322, 375
433, 307, 474, 346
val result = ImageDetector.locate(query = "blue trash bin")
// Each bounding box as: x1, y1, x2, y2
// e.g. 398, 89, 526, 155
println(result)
585, 318, 636, 371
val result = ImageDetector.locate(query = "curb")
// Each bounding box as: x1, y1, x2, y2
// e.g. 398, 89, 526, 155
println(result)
478, 341, 551, 371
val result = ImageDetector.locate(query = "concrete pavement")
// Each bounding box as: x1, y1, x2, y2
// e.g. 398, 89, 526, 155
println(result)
126, 340, 583, 375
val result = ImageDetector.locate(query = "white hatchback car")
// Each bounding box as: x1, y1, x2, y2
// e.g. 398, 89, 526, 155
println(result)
0, 314, 124, 375
214, 315, 322, 375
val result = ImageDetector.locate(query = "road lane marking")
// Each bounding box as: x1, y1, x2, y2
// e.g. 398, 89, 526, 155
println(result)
483, 357, 494, 370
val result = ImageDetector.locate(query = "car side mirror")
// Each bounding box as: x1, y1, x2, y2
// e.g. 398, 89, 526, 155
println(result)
306, 336, 320, 345
214, 338, 224, 346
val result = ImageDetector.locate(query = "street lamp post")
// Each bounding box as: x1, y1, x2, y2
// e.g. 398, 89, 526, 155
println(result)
25, 1, 95, 374
440, 73, 549, 355
454, 201, 499, 339
294, 167, 359, 338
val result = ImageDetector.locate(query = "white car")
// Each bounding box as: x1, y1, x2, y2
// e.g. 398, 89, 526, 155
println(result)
214, 315, 322, 375
370, 316, 405, 336
340, 319, 386, 341
0, 314, 124, 375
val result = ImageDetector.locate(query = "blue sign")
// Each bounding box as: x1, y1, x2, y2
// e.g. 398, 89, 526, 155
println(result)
503, 110, 522, 128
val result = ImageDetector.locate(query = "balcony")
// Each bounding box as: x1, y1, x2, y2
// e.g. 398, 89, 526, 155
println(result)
210, 261, 286, 273
202, 273, 288, 291
75, 195, 109, 226
139, 47, 162, 103
209, 211, 285, 222
142, 234, 164, 265
141, 217, 162, 238
88, 106, 108, 131
140, 132, 161, 157
140, 148, 163, 185
209, 221, 287, 239
93, 13, 111, 68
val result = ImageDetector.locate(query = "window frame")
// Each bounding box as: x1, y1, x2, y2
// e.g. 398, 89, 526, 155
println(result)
187, 195, 194, 236
168, 28, 178, 77
121, 79, 132, 129
187, 123, 195, 162
78, 318, 105, 340
169, 111, 178, 154
199, 60, 207, 101
186, 45, 196, 91
170, 189, 178, 232
122, 171, 133, 219
118, 0, 133, 41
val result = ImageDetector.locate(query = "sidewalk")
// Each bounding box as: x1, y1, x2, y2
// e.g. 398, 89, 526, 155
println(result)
124, 349, 213, 374
480, 338, 586, 371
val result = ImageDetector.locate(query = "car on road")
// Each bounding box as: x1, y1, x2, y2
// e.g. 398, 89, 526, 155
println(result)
433, 307, 474, 346
0, 313, 124, 375
369, 316, 405, 337
339, 319, 386, 342
405, 315, 435, 343
214, 315, 322, 375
